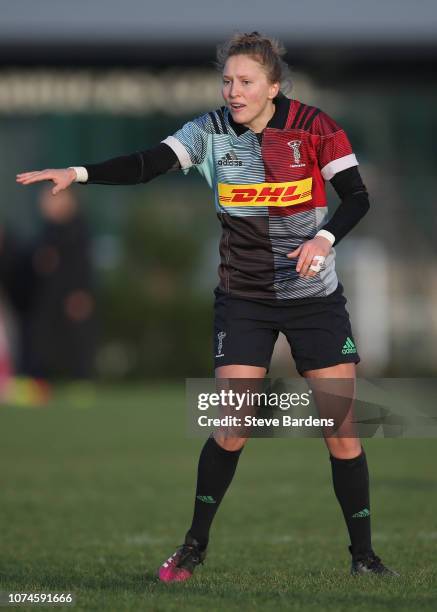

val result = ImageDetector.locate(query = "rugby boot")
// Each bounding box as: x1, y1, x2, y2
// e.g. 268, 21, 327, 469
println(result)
349, 546, 400, 576
158, 533, 207, 582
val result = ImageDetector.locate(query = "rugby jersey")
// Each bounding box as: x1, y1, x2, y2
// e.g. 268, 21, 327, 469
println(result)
162, 93, 358, 300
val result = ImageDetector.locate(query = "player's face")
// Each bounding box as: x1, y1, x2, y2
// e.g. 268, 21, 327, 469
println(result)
222, 54, 280, 132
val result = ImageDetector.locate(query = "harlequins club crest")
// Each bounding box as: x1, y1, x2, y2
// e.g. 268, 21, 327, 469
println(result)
287, 140, 306, 168
215, 331, 226, 358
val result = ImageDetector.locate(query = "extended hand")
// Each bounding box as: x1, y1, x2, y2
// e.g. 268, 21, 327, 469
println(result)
16, 168, 76, 195
286, 236, 332, 278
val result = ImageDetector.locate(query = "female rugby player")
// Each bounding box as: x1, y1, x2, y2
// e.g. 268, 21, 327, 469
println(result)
17, 32, 398, 581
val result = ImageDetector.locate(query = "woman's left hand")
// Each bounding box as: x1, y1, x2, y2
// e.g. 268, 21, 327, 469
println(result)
286, 236, 332, 278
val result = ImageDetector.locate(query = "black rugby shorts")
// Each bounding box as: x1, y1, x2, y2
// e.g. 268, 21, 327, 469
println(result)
213, 283, 360, 375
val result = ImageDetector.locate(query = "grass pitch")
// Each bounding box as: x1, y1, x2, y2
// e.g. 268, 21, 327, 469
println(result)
1, 384, 436, 611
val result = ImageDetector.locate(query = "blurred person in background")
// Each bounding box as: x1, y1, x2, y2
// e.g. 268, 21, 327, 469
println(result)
16, 32, 398, 580
23, 187, 96, 380
0, 226, 19, 398
1, 190, 96, 381
0, 304, 13, 400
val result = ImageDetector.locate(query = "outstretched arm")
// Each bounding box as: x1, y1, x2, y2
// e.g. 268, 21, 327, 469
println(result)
16, 143, 179, 195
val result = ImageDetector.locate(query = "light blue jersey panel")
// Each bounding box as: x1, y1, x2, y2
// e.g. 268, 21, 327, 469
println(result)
196, 134, 214, 189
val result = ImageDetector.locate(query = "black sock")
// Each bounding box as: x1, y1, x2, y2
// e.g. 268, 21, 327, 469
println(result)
330, 449, 372, 558
188, 436, 243, 549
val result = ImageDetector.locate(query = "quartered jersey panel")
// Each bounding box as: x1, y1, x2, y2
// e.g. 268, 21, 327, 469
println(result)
163, 94, 358, 299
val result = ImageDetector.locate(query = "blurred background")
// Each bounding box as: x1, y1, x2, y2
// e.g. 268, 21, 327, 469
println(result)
1, 0, 437, 393
1, 3, 437, 607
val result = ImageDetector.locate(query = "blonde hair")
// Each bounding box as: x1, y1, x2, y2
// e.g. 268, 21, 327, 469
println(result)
216, 31, 292, 92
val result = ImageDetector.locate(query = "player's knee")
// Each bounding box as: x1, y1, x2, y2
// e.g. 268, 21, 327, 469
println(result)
213, 434, 247, 452
326, 437, 362, 459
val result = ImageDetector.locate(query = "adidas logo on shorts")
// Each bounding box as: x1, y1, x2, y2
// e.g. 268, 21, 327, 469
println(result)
342, 337, 357, 355
217, 151, 243, 166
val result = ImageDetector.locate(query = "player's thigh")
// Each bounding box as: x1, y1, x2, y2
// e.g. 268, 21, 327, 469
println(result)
304, 363, 361, 458
214, 364, 266, 450
304, 362, 356, 379
215, 364, 267, 378
213, 289, 278, 449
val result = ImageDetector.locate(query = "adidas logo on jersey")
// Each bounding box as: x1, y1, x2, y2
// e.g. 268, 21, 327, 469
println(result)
217, 151, 243, 166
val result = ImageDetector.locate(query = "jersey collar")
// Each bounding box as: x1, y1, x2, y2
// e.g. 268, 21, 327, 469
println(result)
227, 92, 291, 137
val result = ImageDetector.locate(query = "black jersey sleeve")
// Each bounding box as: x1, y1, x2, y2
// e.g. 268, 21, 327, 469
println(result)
322, 166, 370, 244
84, 143, 180, 185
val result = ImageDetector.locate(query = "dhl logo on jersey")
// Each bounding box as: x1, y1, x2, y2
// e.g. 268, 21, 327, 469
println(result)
218, 178, 312, 207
